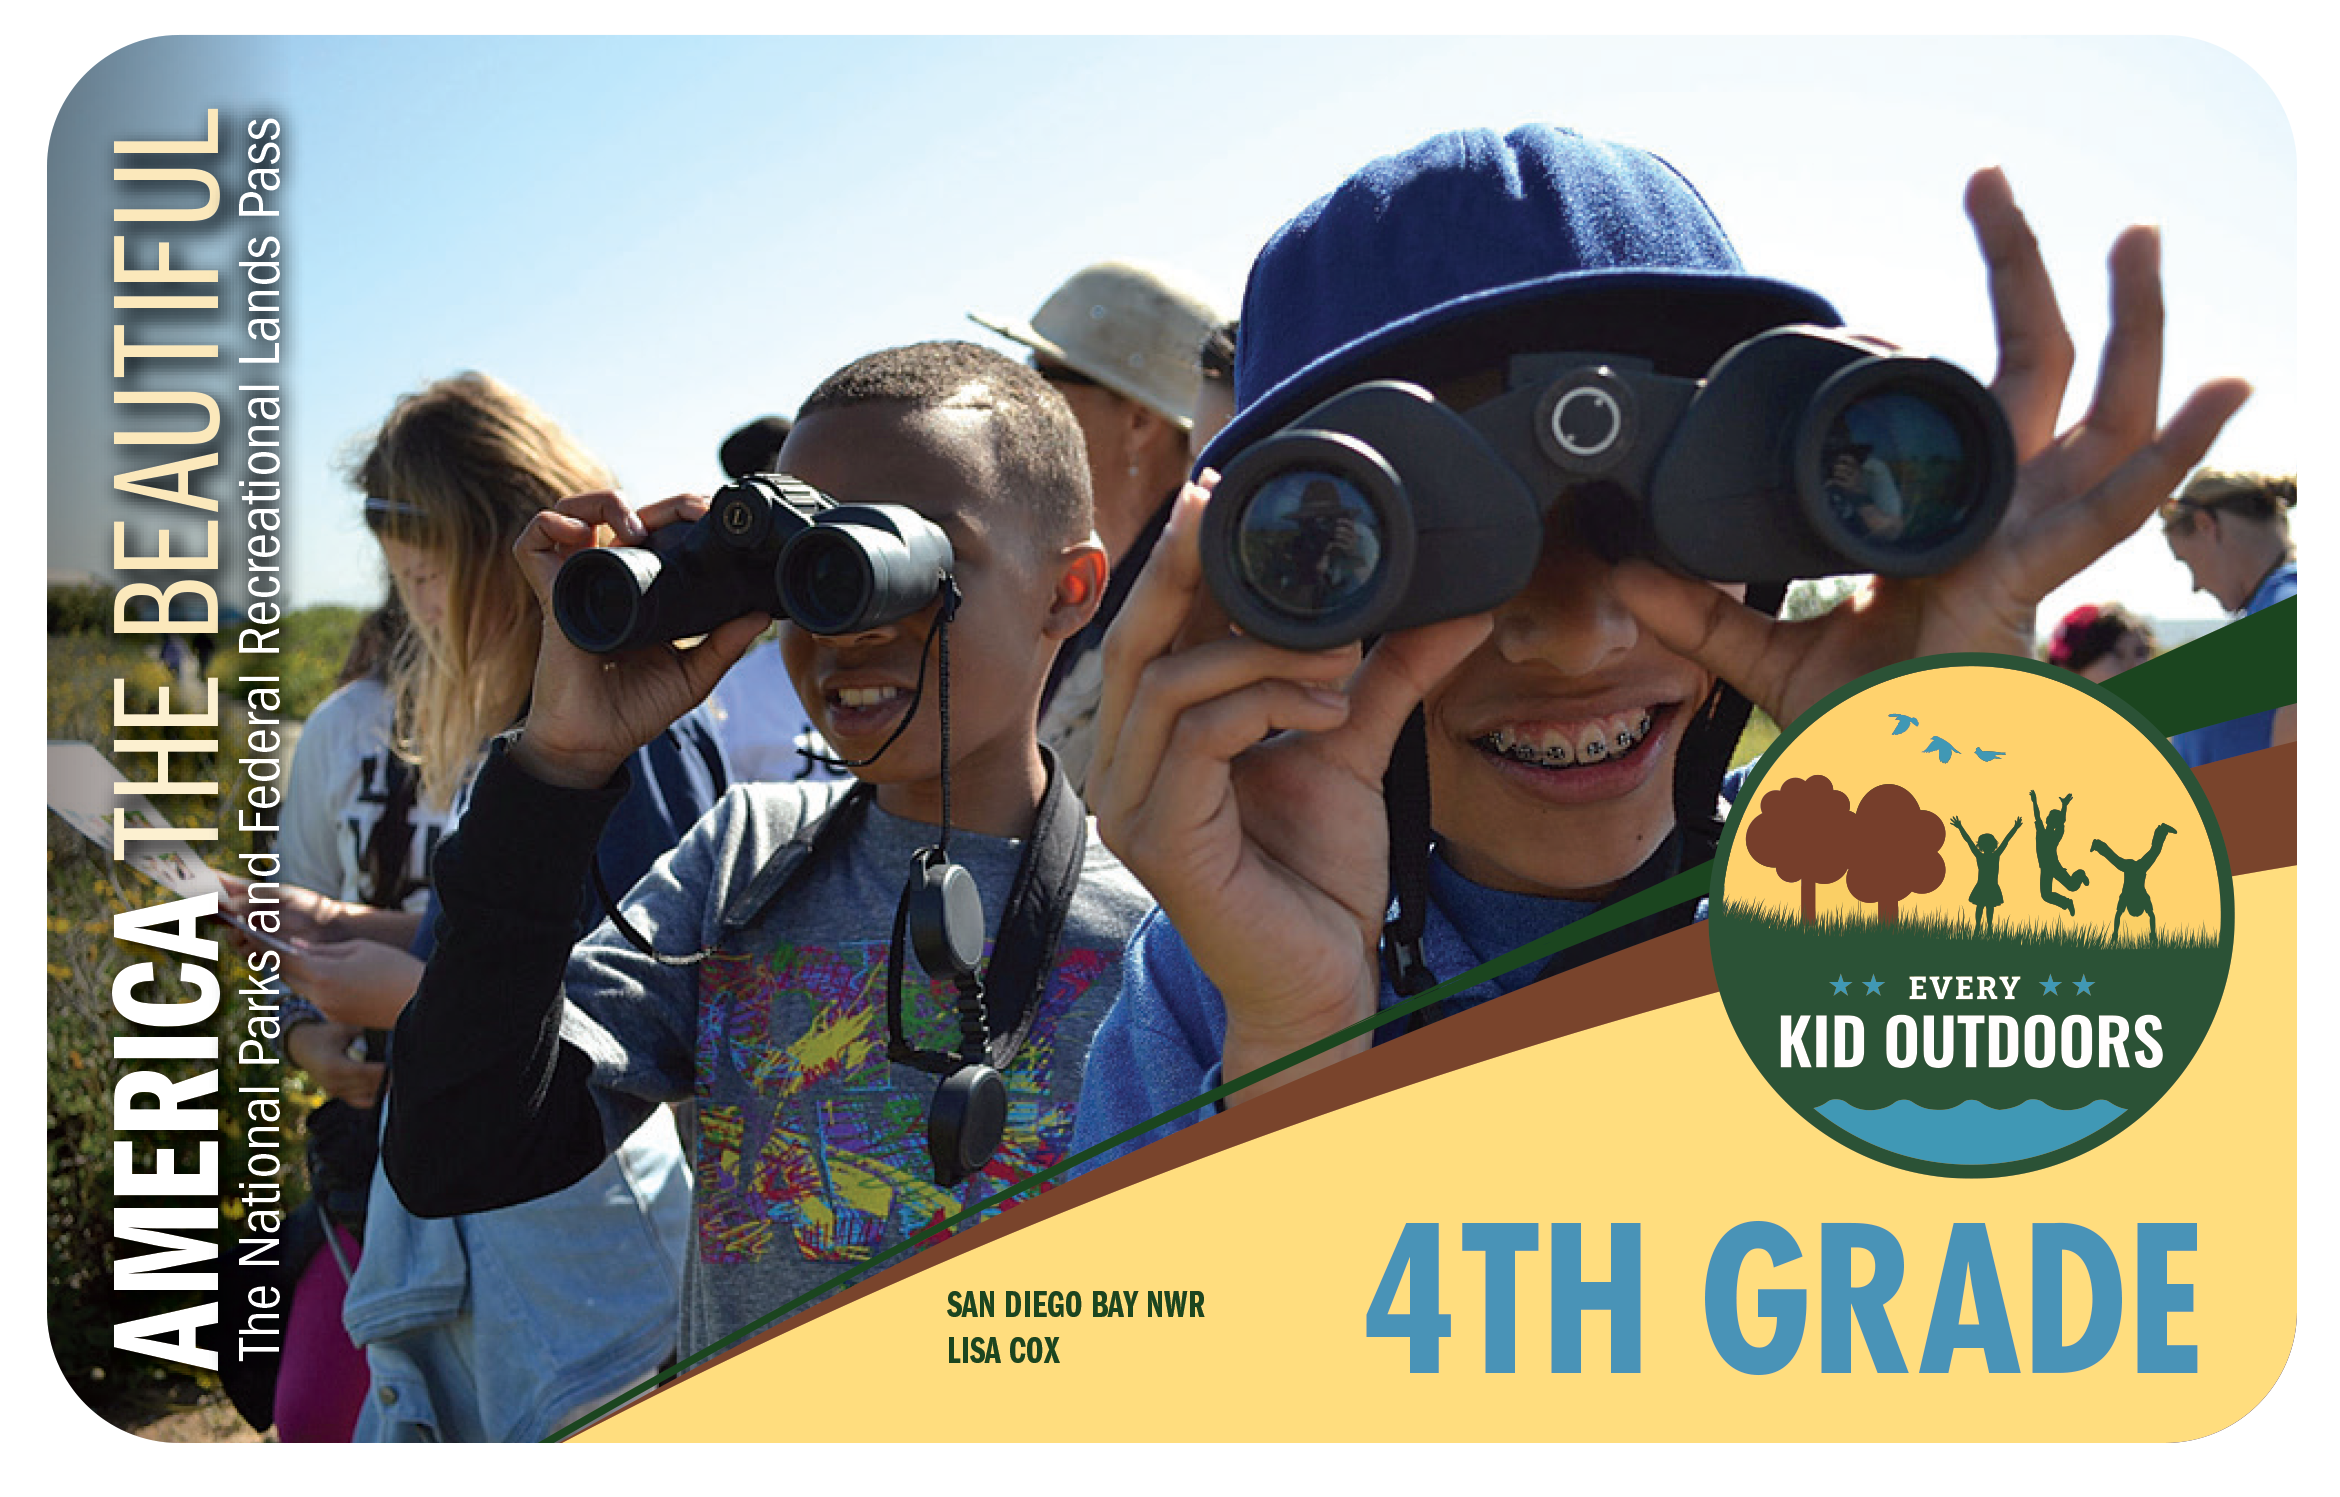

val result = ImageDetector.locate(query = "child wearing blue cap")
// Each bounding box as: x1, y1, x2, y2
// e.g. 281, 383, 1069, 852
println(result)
1071, 125, 2248, 1158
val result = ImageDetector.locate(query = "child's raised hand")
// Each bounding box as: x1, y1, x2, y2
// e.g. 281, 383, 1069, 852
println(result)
1087, 477, 1491, 1097
509, 490, 771, 789
1611, 168, 2251, 729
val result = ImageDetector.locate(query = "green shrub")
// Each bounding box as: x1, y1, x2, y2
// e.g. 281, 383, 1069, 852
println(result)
47, 583, 112, 636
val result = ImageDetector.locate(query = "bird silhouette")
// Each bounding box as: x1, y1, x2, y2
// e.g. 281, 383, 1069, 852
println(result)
1888, 713, 1920, 735
1921, 735, 1959, 764
1973, 748, 2006, 762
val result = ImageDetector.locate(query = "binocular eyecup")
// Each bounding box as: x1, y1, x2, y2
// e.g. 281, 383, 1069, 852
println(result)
1199, 325, 2016, 652
551, 475, 954, 654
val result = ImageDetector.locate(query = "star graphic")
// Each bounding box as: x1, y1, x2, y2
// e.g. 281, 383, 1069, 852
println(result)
1830, 975, 1850, 995
2040, 975, 2062, 995
1863, 976, 1883, 995
2074, 975, 2094, 995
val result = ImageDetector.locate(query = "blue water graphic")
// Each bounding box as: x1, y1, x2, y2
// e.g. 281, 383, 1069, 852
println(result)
1814, 1098, 2125, 1165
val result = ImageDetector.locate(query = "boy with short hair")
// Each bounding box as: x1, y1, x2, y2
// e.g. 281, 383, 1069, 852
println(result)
972, 260, 1230, 791
1072, 125, 2247, 1157
382, 341, 1152, 1350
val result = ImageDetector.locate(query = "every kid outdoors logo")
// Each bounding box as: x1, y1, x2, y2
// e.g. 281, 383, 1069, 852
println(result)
1708, 656, 2233, 1178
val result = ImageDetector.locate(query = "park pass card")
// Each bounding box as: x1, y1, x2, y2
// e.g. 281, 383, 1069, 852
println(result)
36, 29, 2307, 1471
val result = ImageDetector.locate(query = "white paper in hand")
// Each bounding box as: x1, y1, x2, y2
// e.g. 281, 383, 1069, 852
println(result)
47, 740, 225, 900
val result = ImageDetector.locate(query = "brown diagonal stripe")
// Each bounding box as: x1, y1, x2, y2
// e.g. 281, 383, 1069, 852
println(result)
625, 737, 2297, 1410
2193, 740, 2294, 875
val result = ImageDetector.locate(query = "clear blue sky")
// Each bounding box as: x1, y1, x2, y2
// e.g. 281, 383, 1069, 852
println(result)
201, 33, 2293, 628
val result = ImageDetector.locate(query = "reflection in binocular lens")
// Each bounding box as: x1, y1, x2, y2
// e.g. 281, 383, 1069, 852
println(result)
1230, 471, 1385, 622
574, 566, 642, 644
1820, 390, 1978, 551
793, 536, 866, 630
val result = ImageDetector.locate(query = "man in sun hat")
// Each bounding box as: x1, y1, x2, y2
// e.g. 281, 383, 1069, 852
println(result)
972, 260, 1228, 789
1069, 123, 2250, 1161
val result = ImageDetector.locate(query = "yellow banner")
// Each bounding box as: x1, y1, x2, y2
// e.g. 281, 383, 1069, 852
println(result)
584, 868, 2294, 1442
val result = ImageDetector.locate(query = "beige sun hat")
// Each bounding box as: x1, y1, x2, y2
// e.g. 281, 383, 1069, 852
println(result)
970, 260, 1227, 431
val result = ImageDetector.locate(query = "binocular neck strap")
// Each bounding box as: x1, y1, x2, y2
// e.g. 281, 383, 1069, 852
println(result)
1382, 708, 1440, 1017
885, 747, 1087, 1077
1672, 579, 1784, 851
974, 748, 1087, 1071
884, 866, 970, 1076
797, 578, 963, 776
935, 588, 956, 857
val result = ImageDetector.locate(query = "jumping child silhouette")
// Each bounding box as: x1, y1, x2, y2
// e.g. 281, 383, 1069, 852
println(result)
2030, 789, 2091, 916
2091, 824, 2178, 941
1951, 814, 2022, 931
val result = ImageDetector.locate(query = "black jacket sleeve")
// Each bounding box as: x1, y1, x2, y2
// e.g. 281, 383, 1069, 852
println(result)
381, 738, 630, 1217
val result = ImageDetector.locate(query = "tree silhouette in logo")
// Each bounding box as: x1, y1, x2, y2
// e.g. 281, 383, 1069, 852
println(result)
2091, 824, 2178, 941
1744, 774, 1857, 924
1845, 783, 1946, 925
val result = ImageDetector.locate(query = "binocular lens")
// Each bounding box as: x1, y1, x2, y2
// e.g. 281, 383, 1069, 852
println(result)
1818, 388, 1984, 554
780, 530, 875, 636
1228, 470, 1387, 625
551, 545, 661, 655
774, 502, 952, 637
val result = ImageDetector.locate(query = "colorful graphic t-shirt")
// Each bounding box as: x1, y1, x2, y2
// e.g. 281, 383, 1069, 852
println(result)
556, 781, 1153, 1353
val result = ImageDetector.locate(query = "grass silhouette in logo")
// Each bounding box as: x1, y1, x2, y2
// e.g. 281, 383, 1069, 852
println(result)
1716, 899, 2221, 952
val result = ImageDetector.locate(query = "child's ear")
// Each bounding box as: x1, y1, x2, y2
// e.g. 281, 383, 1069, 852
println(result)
1044, 534, 1110, 641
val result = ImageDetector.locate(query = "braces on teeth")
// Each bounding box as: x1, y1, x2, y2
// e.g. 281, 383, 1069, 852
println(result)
1480, 710, 1656, 769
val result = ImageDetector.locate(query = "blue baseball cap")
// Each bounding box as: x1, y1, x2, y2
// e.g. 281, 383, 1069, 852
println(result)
1200, 125, 1843, 473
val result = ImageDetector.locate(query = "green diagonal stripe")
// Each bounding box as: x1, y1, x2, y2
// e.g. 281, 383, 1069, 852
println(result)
2105, 595, 2294, 736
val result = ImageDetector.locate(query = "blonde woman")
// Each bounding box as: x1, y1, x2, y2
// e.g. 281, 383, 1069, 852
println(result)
244, 374, 726, 1440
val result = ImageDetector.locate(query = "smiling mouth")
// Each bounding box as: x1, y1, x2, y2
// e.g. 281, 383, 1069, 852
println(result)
830, 685, 907, 711
1471, 704, 1674, 770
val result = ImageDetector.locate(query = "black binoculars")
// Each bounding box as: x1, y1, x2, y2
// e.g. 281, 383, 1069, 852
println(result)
552, 474, 954, 653
1199, 326, 2017, 651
